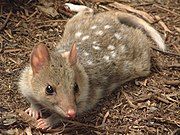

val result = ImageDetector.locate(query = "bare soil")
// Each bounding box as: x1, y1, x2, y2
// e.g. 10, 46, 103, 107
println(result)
0, 0, 179, 134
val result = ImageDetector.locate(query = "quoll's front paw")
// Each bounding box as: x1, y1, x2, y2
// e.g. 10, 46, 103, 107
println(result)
36, 114, 63, 130
37, 118, 52, 130
25, 107, 42, 120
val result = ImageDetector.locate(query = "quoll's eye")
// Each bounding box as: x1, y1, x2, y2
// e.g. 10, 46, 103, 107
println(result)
46, 85, 55, 95
74, 82, 79, 93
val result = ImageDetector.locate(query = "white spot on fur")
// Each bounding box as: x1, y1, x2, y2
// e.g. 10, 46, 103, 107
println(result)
103, 55, 110, 61
114, 33, 122, 40
103, 76, 108, 80
82, 35, 89, 41
83, 51, 89, 56
110, 51, 116, 58
107, 45, 115, 50
75, 32, 82, 37
93, 41, 97, 44
124, 61, 132, 71
120, 45, 125, 52
57, 49, 65, 53
95, 30, 103, 36
87, 60, 93, 65
104, 25, 111, 29
77, 42, 81, 45
91, 25, 97, 29
92, 45, 101, 50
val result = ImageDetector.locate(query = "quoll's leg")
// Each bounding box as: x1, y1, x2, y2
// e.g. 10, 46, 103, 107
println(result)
64, 3, 93, 13
37, 113, 62, 130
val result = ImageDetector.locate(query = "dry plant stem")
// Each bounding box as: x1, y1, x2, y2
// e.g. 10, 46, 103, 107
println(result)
121, 91, 137, 109
98, 4, 111, 11
109, 2, 154, 23
151, 47, 180, 57
107, 2, 172, 37
153, 4, 180, 17
101, 111, 109, 125
154, 15, 172, 34
166, 64, 180, 68
149, 87, 180, 104
165, 96, 179, 103
133, 3, 153, 7
16, 109, 119, 133
16, 109, 37, 128
164, 80, 180, 86
0, 10, 12, 31
36, 19, 67, 24
135, 94, 152, 102
152, 117, 180, 127
153, 95, 170, 104
27, 10, 38, 21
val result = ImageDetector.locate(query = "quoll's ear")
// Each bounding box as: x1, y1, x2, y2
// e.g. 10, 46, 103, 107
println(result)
30, 43, 50, 74
69, 43, 77, 66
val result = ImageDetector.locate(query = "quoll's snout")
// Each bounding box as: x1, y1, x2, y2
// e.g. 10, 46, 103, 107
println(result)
67, 109, 76, 118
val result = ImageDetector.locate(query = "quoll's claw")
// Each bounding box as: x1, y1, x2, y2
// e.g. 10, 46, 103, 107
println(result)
37, 118, 52, 130
25, 108, 42, 120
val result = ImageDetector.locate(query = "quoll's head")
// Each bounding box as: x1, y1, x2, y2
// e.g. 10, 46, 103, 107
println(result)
30, 43, 78, 118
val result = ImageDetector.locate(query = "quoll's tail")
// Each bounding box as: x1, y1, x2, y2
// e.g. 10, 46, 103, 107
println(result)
116, 12, 166, 51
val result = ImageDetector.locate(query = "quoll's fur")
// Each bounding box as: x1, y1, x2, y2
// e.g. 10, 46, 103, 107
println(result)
19, 4, 166, 129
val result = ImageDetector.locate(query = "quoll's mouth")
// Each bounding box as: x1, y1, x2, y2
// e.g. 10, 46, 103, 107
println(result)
54, 105, 76, 118
54, 105, 68, 117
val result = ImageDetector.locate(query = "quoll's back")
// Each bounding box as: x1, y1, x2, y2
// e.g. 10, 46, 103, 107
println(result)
57, 11, 151, 96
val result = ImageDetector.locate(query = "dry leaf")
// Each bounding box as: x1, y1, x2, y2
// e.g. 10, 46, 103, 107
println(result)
155, 15, 173, 34
109, 2, 154, 23
37, 6, 59, 17
16, 109, 37, 128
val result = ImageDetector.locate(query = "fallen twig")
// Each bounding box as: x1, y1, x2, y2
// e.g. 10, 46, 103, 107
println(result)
122, 91, 137, 109
152, 117, 180, 127
165, 92, 180, 97
152, 47, 180, 57
109, 2, 154, 23
0, 10, 12, 31
164, 80, 180, 86
16, 109, 37, 128
27, 10, 39, 21
135, 94, 152, 103
153, 4, 180, 17
166, 64, 180, 69
153, 95, 170, 104
107, 2, 174, 37
154, 15, 173, 34
102, 111, 109, 125
16, 109, 123, 134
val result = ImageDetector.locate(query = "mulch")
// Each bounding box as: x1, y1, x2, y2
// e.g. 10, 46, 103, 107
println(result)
0, 0, 179, 134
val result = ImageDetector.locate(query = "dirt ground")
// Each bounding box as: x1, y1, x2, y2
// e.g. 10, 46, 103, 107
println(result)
0, 0, 179, 135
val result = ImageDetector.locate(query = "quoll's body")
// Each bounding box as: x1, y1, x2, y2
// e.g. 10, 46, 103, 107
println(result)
19, 4, 165, 129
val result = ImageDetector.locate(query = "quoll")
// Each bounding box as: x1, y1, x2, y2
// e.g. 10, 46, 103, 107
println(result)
19, 3, 166, 129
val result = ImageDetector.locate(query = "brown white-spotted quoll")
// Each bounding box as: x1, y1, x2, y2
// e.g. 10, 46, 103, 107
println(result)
19, 3, 166, 129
